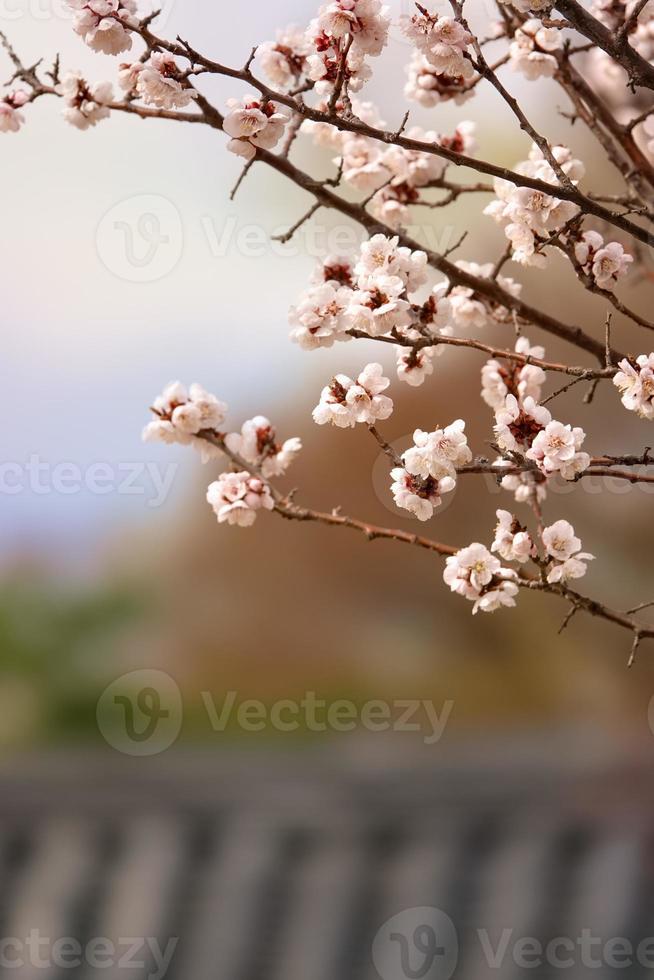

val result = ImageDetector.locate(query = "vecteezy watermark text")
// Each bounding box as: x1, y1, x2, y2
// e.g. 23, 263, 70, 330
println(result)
97, 671, 455, 756
0, 456, 179, 507
0, 933, 178, 980
202, 690, 453, 745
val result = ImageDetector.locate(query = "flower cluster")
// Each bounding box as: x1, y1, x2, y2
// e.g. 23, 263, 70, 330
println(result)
302, 99, 476, 228
144, 384, 302, 527
481, 337, 546, 410
304, 0, 390, 95
405, 50, 474, 107
509, 19, 562, 80
39, 0, 654, 633
225, 417, 302, 477
395, 283, 453, 388
391, 421, 471, 521
119, 54, 197, 111
494, 394, 590, 481
315, 0, 391, 56
368, 123, 477, 229
0, 89, 28, 132
446, 515, 594, 614
66, 0, 136, 55
448, 260, 522, 331
485, 144, 584, 266
59, 72, 113, 130
573, 230, 632, 290
313, 363, 393, 427
614, 353, 654, 419
290, 235, 439, 353
444, 544, 519, 614
223, 95, 291, 161
491, 510, 535, 563
143, 381, 228, 461
482, 334, 590, 501
542, 519, 594, 584
207, 472, 274, 527
257, 26, 311, 90
401, 9, 474, 81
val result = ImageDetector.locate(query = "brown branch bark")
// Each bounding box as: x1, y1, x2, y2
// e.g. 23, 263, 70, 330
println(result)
554, 0, 654, 91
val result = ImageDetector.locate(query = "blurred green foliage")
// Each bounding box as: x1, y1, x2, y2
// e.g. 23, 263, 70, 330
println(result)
0, 579, 146, 744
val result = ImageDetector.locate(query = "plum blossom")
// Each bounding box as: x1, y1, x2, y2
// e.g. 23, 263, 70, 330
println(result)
225, 417, 302, 478
206, 472, 274, 527
313, 364, 393, 427
381, 124, 458, 184
0, 90, 28, 133
291, 237, 430, 349
613, 354, 654, 419
401, 10, 473, 78
346, 273, 412, 336
448, 261, 522, 331
306, 34, 372, 95
289, 282, 353, 350
224, 95, 290, 160
257, 26, 310, 89
526, 420, 591, 478
485, 145, 584, 267
481, 337, 546, 410
314, 255, 355, 288
491, 510, 535, 563
309, 97, 385, 159
66, 0, 136, 55
509, 20, 562, 80
123, 53, 197, 111
316, 0, 391, 57
472, 580, 521, 614
574, 230, 632, 290
542, 519, 594, 583
366, 122, 476, 228
542, 519, 581, 560
405, 50, 474, 107
402, 421, 472, 481
396, 345, 438, 387
143, 381, 228, 462
493, 392, 590, 481
355, 235, 428, 292
495, 463, 548, 505
494, 394, 551, 453
390, 467, 456, 521
338, 133, 390, 193
444, 544, 519, 613
395, 288, 454, 386
58, 72, 113, 130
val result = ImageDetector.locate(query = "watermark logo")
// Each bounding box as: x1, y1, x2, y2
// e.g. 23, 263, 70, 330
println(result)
96, 195, 183, 283
373, 907, 459, 980
97, 670, 183, 756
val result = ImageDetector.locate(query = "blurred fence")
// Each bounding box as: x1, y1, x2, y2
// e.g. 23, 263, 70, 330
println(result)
0, 745, 652, 980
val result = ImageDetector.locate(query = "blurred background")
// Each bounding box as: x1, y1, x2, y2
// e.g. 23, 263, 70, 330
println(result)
1, 0, 654, 976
